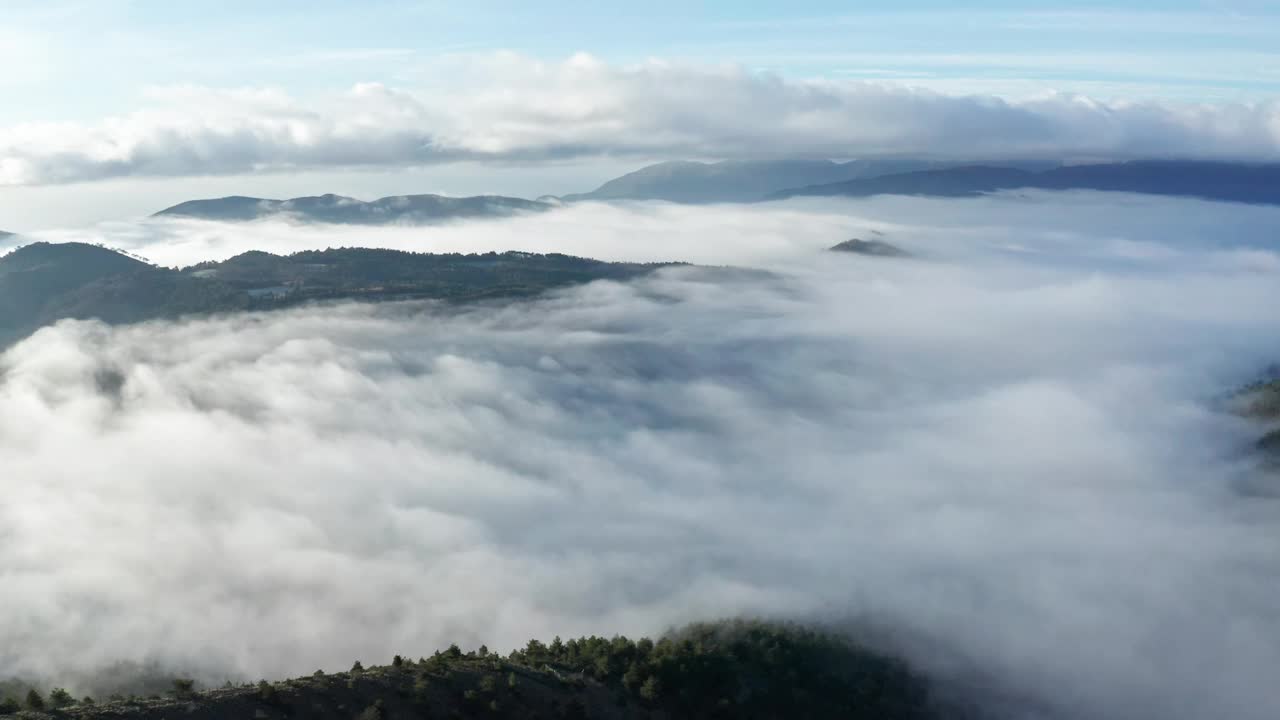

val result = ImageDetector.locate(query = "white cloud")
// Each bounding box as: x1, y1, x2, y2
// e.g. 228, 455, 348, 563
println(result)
3, 194, 1280, 719
2, 54, 1279, 186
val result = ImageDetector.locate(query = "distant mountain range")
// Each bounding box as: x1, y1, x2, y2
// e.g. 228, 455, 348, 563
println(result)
0, 242, 672, 345
143, 159, 1280, 227
154, 193, 552, 223
770, 160, 1280, 205
558, 158, 1043, 204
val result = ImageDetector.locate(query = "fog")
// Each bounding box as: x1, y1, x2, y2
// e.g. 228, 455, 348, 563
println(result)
4, 194, 1280, 719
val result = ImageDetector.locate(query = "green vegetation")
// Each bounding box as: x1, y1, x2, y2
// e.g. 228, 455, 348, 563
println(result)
0, 242, 679, 346
47, 689, 74, 710
1237, 378, 1280, 420
2, 620, 937, 719
507, 620, 932, 718
1229, 375, 1280, 458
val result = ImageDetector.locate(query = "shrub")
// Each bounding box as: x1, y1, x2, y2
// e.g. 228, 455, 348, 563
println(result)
48, 687, 75, 708
171, 678, 196, 699
256, 680, 278, 704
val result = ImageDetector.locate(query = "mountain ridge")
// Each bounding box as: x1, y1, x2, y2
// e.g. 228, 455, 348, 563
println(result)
0, 242, 676, 345
770, 160, 1280, 205
0, 620, 942, 720
560, 158, 991, 204
155, 193, 552, 224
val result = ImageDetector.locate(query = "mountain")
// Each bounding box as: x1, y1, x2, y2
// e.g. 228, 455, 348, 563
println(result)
2, 620, 940, 720
182, 247, 672, 305
0, 243, 245, 342
154, 193, 552, 224
0, 242, 160, 328
0, 243, 673, 345
0, 231, 13, 239
771, 160, 1280, 205
560, 158, 995, 204
829, 238, 912, 257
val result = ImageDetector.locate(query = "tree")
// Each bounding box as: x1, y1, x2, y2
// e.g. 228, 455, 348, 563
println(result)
48, 688, 75, 709
0, 697, 19, 715
257, 680, 277, 704
351, 660, 365, 673
622, 663, 645, 692
24, 689, 44, 711
592, 655, 613, 679
171, 678, 196, 699
639, 676, 662, 703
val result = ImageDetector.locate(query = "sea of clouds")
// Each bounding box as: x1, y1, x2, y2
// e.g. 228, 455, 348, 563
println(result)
4, 192, 1280, 719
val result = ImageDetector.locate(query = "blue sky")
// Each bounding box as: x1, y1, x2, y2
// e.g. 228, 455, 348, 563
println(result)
1, 1, 1279, 227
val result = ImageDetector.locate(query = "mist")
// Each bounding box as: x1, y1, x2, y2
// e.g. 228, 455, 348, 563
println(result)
4, 194, 1280, 719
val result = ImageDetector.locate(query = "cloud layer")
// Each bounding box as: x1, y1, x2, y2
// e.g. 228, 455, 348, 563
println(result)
4, 195, 1280, 719
2, 54, 1280, 186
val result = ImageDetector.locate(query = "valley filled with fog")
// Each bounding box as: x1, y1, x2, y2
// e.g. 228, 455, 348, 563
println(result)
4, 193, 1280, 718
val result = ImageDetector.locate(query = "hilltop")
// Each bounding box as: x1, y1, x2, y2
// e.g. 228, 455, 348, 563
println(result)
829, 237, 912, 258
0, 621, 943, 720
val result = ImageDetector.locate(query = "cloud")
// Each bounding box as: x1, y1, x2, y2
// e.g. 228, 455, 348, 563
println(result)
17, 188, 1280, 270
4, 194, 1280, 718
1, 54, 1279, 186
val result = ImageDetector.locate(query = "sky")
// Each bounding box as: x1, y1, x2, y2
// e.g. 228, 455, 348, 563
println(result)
1, 0, 1278, 226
